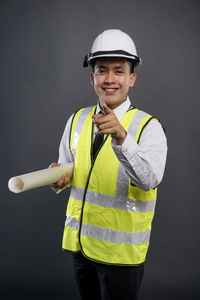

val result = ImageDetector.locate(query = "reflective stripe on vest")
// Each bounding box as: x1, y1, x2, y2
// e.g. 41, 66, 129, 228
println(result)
71, 106, 95, 160
62, 106, 157, 265
65, 215, 151, 245
70, 186, 156, 213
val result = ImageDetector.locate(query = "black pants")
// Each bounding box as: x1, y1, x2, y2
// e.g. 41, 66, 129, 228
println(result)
72, 251, 144, 300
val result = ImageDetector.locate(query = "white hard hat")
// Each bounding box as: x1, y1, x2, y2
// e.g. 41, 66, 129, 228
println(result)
83, 29, 141, 68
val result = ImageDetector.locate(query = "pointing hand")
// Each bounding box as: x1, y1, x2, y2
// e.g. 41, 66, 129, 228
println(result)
92, 103, 127, 145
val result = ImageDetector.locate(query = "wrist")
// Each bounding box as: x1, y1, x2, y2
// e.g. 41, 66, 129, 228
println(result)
113, 130, 127, 145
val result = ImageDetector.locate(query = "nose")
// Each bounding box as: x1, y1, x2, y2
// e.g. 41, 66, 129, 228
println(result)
104, 71, 115, 84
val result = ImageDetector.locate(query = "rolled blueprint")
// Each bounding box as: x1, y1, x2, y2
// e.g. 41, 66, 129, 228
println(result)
8, 163, 74, 193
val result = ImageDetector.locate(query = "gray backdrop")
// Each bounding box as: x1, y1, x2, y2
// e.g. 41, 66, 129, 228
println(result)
1, 0, 200, 299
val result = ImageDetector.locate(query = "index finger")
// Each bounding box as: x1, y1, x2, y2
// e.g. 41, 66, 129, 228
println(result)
102, 103, 112, 115
93, 113, 112, 124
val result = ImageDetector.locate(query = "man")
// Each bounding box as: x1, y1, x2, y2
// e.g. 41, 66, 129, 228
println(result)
51, 29, 167, 300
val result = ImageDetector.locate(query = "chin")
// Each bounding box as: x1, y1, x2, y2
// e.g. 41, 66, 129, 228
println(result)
107, 97, 122, 106
99, 95, 124, 108
102, 99, 115, 107
102, 96, 118, 103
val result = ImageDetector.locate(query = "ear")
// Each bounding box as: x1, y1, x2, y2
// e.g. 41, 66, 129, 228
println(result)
90, 72, 94, 86
129, 73, 136, 87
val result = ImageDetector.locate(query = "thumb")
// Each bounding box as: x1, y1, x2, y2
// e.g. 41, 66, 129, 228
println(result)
102, 102, 112, 115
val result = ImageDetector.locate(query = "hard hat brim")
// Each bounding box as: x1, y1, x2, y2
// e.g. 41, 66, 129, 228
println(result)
83, 50, 141, 68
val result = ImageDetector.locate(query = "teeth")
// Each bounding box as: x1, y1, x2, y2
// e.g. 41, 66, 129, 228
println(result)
104, 88, 116, 91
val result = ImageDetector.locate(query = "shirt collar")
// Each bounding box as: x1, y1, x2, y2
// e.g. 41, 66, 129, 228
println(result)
96, 96, 132, 121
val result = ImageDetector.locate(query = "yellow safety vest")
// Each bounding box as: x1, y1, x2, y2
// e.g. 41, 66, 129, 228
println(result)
62, 105, 157, 265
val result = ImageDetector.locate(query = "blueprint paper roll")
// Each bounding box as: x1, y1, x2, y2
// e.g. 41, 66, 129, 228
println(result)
8, 163, 74, 193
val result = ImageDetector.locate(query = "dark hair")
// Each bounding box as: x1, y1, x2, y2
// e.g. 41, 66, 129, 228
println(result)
90, 59, 96, 71
90, 58, 135, 73
127, 59, 135, 73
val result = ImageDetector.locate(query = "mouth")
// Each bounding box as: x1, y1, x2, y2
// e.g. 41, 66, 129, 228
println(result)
102, 87, 119, 93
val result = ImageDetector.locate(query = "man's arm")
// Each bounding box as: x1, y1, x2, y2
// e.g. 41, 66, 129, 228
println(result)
112, 119, 167, 191
58, 114, 74, 165
93, 103, 167, 191
50, 114, 74, 190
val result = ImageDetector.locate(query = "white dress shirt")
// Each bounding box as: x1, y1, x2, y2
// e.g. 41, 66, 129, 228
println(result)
58, 96, 167, 191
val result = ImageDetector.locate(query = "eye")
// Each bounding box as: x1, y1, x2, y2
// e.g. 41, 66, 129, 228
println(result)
116, 70, 123, 74
97, 69, 105, 74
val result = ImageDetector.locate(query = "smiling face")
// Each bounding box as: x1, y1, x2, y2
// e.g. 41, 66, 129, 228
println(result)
90, 57, 136, 109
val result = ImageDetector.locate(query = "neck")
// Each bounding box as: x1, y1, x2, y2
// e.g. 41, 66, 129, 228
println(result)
99, 98, 127, 110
